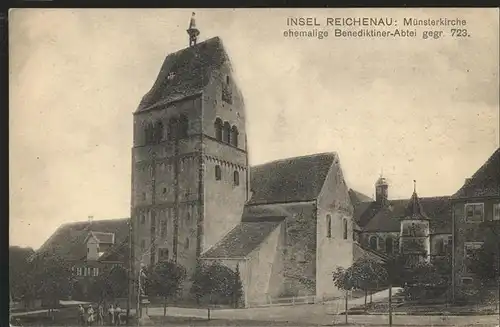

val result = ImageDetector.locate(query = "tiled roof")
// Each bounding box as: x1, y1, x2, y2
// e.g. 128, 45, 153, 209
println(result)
87, 231, 115, 244
349, 189, 373, 205
248, 152, 337, 205
353, 243, 388, 263
37, 218, 129, 261
200, 218, 284, 259
452, 148, 500, 199
137, 37, 228, 112
403, 191, 429, 220
356, 197, 451, 234
99, 237, 129, 263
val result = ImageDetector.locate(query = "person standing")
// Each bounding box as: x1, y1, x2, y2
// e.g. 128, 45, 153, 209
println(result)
78, 305, 85, 326
114, 303, 122, 325
108, 304, 115, 325
97, 303, 104, 325
87, 305, 95, 326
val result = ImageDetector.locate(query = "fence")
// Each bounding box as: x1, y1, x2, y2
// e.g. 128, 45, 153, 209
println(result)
247, 295, 316, 308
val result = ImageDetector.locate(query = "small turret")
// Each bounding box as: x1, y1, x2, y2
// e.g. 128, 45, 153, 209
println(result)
187, 12, 200, 47
375, 173, 389, 205
399, 180, 431, 266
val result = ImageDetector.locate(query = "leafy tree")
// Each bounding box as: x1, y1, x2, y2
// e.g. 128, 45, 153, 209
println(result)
90, 265, 129, 302
382, 255, 406, 327
190, 262, 206, 305
9, 246, 36, 305
190, 261, 242, 307
146, 260, 186, 300
332, 266, 356, 324
350, 258, 388, 306
470, 238, 499, 286
29, 253, 73, 312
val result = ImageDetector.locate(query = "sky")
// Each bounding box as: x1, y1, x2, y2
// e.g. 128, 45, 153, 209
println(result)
9, 8, 499, 249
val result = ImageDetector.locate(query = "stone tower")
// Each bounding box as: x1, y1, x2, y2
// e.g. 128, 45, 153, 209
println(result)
399, 181, 431, 267
130, 15, 249, 279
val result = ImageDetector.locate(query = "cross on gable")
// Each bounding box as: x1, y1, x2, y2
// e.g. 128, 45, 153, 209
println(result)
167, 72, 176, 80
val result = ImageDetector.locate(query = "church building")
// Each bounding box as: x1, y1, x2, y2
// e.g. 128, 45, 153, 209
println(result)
130, 14, 358, 306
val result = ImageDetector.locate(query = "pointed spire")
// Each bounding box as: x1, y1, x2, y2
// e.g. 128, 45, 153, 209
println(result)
405, 180, 428, 219
187, 12, 200, 47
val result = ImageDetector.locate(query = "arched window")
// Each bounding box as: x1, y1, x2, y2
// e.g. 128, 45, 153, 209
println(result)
214, 118, 223, 141
215, 165, 221, 181
326, 215, 332, 238
168, 118, 178, 140
343, 218, 348, 240
179, 114, 189, 138
369, 236, 378, 250
223, 122, 231, 144
231, 126, 239, 147
145, 123, 154, 144
385, 236, 393, 254
154, 121, 164, 143
233, 171, 239, 186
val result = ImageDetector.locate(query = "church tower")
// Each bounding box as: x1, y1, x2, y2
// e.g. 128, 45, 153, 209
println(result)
130, 14, 249, 278
399, 181, 431, 267
375, 174, 389, 205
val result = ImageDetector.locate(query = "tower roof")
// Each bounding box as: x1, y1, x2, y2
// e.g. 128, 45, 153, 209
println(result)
375, 175, 388, 186
403, 181, 429, 220
137, 36, 228, 113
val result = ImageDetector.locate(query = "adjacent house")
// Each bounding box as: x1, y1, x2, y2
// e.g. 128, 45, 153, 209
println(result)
35, 218, 130, 299
451, 148, 500, 299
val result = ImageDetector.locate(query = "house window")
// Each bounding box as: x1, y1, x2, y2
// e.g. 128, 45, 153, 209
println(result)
369, 236, 378, 250
465, 203, 484, 223
443, 236, 452, 254
215, 165, 221, 181
226, 75, 230, 85
141, 240, 146, 251
461, 277, 474, 285
385, 236, 393, 254
214, 118, 223, 141
76, 267, 83, 276
464, 242, 484, 273
342, 219, 348, 240
140, 214, 146, 225
185, 237, 190, 249
151, 212, 156, 227
494, 203, 500, 221
154, 121, 164, 143
161, 220, 167, 237
233, 171, 240, 186
179, 114, 189, 138
159, 248, 169, 261
326, 215, 332, 238
163, 187, 167, 194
